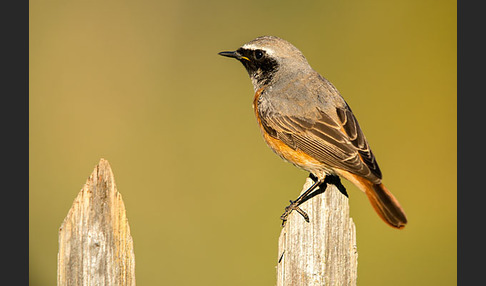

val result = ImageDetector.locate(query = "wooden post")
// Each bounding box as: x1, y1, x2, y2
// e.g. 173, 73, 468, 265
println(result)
277, 177, 358, 286
57, 158, 136, 286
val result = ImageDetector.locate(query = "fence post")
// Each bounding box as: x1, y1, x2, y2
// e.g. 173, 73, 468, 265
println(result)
276, 177, 358, 286
57, 158, 135, 286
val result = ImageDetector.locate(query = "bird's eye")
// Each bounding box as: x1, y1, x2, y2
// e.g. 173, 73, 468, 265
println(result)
254, 50, 264, 60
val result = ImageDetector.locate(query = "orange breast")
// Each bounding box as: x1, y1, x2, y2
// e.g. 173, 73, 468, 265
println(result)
252, 88, 325, 175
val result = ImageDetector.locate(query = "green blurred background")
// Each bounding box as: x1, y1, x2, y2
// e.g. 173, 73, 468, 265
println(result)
30, 0, 456, 285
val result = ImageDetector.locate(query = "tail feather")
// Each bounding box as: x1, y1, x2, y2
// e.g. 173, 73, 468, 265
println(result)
335, 169, 407, 229
365, 183, 407, 229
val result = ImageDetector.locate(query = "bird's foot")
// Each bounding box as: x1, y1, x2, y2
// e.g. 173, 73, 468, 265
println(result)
280, 200, 309, 226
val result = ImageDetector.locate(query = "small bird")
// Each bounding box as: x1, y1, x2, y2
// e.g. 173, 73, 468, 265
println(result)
219, 36, 407, 229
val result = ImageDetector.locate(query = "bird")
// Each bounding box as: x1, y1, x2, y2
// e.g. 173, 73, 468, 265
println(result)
218, 35, 407, 229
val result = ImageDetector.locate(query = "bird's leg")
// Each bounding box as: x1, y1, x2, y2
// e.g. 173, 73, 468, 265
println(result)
280, 174, 326, 226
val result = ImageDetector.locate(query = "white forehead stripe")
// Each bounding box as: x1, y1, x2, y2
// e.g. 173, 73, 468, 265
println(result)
241, 43, 276, 56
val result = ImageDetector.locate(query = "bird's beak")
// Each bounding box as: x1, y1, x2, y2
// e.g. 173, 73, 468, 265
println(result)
218, 51, 250, 62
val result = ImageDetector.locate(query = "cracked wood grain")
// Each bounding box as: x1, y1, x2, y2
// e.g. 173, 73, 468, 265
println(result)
277, 177, 358, 286
57, 159, 135, 286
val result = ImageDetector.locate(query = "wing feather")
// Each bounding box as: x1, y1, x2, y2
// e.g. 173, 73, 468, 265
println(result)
259, 105, 382, 182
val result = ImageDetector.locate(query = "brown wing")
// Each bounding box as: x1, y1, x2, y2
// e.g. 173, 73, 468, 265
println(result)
259, 105, 382, 182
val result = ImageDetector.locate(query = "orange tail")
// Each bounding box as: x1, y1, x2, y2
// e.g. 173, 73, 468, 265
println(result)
364, 183, 407, 229
336, 170, 407, 229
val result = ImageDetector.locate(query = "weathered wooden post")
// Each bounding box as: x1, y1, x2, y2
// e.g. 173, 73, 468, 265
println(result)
277, 177, 358, 285
57, 158, 135, 286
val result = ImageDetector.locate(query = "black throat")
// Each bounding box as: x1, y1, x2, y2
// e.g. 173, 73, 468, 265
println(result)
236, 48, 279, 87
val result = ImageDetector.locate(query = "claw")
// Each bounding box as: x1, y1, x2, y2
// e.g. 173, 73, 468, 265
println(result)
280, 200, 310, 226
